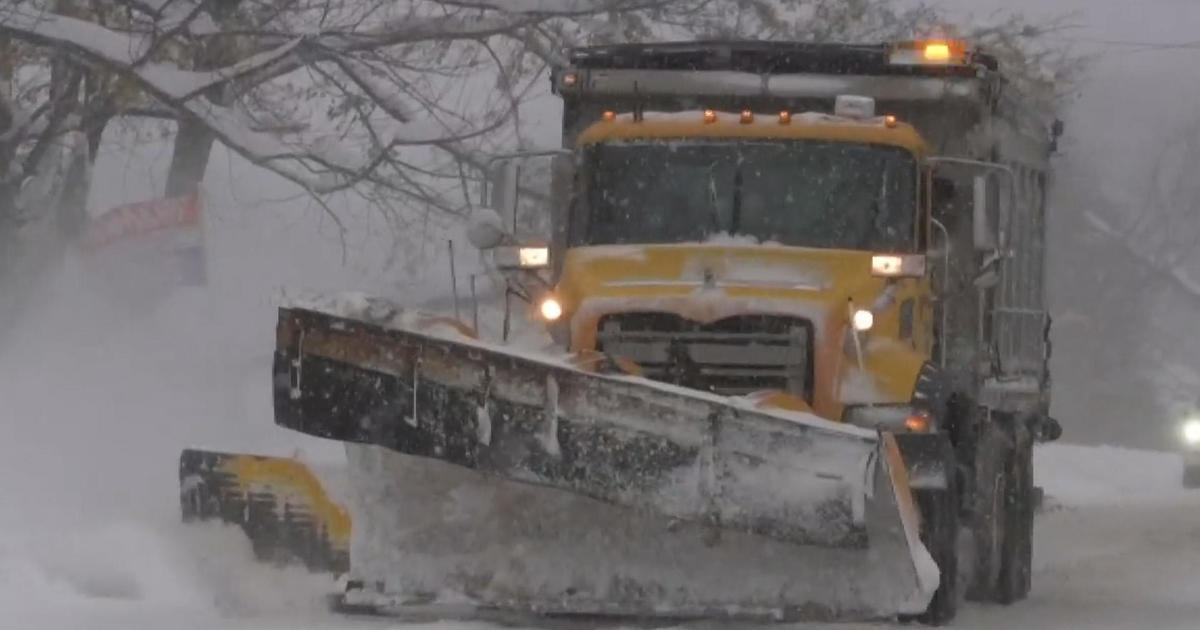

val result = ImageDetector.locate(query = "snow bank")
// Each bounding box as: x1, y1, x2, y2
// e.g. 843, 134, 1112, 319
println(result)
0, 131, 481, 626
0, 517, 331, 613
1035, 442, 1189, 507
0, 249, 344, 627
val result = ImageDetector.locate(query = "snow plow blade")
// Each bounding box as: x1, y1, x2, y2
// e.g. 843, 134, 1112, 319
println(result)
178, 448, 350, 574
272, 297, 938, 622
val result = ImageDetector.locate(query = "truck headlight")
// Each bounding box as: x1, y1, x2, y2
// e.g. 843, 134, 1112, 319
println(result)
1183, 418, 1200, 445
852, 309, 874, 332
539, 297, 563, 321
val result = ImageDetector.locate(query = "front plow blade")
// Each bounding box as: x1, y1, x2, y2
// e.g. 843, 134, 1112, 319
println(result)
272, 298, 937, 621
179, 448, 350, 574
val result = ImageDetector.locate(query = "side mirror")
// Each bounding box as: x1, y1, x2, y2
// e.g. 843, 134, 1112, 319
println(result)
931, 176, 955, 205
488, 160, 520, 223
549, 154, 575, 278
472, 147, 571, 259
465, 208, 508, 251
1039, 415, 1063, 442
467, 158, 521, 251
972, 175, 997, 251
550, 154, 575, 180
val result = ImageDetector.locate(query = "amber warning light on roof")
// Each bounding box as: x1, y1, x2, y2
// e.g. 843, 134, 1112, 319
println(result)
923, 43, 951, 61
887, 39, 967, 66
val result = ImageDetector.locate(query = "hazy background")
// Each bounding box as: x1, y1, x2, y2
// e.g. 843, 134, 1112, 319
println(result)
1, 0, 1199, 624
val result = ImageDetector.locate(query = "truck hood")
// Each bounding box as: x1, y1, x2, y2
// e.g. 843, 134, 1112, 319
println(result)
558, 243, 888, 333
555, 243, 928, 417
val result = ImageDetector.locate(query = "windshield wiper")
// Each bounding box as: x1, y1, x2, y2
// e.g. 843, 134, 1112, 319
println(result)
706, 165, 722, 234
730, 161, 743, 234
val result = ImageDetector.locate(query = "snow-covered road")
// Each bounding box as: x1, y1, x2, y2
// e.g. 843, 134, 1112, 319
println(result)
953, 446, 1200, 630
4, 439, 1199, 630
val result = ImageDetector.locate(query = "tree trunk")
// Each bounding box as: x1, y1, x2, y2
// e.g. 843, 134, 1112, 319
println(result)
0, 36, 18, 226
165, 117, 218, 197
164, 2, 243, 197
55, 134, 91, 240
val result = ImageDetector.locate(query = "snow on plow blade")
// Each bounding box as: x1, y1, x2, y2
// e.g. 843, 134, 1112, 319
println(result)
273, 298, 937, 621
178, 448, 351, 574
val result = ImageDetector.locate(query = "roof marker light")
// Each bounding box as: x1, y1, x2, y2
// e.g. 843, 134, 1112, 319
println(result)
703, 109, 717, 124
779, 110, 792, 124
602, 111, 616, 122
740, 110, 754, 124
884, 114, 898, 128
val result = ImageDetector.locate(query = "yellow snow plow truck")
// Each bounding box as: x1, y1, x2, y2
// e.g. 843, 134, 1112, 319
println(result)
179, 39, 1063, 625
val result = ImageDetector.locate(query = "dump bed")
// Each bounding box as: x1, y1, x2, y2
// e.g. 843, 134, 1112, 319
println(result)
552, 39, 1003, 153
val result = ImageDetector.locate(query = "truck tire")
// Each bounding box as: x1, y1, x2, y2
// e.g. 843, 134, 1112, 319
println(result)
998, 434, 1034, 603
965, 423, 1012, 602
911, 482, 960, 625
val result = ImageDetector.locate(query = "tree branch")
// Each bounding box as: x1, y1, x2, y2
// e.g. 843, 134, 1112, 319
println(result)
1084, 209, 1200, 305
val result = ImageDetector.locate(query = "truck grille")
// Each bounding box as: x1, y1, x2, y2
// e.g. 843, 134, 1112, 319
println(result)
595, 312, 813, 399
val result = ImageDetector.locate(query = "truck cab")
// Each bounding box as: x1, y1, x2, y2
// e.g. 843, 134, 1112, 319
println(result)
545, 103, 936, 428
480, 39, 1056, 431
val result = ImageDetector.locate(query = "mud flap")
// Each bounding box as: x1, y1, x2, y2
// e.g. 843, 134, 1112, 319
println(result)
270, 300, 938, 620
178, 448, 350, 574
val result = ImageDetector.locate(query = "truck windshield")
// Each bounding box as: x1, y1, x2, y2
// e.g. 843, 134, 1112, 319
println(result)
573, 139, 917, 251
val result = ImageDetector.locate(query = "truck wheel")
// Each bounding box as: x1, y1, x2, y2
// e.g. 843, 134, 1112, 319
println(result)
965, 424, 1011, 602
998, 437, 1033, 603
911, 483, 960, 625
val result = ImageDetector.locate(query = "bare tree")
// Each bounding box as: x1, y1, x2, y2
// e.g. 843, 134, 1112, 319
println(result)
1, 0, 1084, 218
1, 2, 665, 224
0, 0, 1085, 311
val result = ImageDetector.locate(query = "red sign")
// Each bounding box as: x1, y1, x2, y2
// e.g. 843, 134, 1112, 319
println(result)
84, 191, 201, 252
